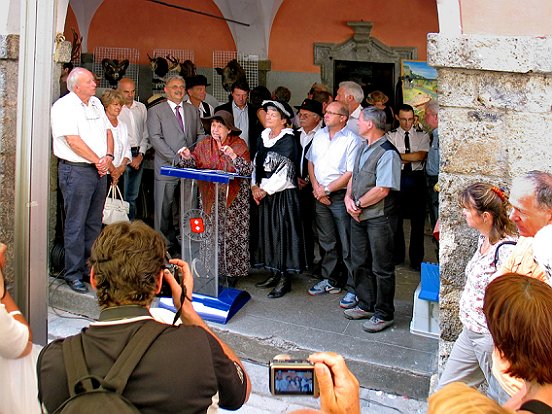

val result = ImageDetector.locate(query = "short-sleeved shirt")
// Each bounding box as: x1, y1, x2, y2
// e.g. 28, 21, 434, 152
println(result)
0, 304, 29, 359
51, 92, 109, 162
306, 126, 361, 186
387, 126, 430, 171
357, 137, 401, 191
38, 317, 247, 414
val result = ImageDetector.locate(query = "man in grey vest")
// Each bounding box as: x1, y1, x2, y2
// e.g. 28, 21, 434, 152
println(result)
344, 107, 401, 333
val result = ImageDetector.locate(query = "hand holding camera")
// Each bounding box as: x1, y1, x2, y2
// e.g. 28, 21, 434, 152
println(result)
161, 259, 191, 304
308, 352, 360, 414
270, 358, 319, 397
270, 352, 360, 414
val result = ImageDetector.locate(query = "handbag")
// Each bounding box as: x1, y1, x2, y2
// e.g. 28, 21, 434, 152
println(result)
103, 184, 130, 225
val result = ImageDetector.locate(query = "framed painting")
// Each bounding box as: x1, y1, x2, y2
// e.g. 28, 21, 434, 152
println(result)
401, 60, 437, 117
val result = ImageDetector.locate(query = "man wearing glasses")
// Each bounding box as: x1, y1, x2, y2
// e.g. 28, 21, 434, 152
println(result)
306, 101, 361, 310
51, 67, 115, 293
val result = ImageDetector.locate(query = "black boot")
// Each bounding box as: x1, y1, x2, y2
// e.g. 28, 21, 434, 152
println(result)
267, 273, 291, 299
255, 273, 279, 288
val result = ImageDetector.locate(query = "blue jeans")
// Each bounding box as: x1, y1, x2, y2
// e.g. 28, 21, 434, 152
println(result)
350, 214, 398, 321
315, 191, 354, 291
124, 148, 144, 220
58, 162, 107, 282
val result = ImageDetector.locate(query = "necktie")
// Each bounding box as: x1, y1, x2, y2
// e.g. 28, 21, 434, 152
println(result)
403, 131, 412, 172
175, 105, 184, 131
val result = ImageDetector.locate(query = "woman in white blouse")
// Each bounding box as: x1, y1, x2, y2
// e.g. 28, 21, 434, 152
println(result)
100, 90, 131, 186
436, 183, 518, 403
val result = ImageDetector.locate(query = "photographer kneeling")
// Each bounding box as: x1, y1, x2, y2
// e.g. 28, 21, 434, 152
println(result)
38, 221, 251, 413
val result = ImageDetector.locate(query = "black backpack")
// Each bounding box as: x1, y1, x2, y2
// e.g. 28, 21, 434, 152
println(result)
53, 321, 168, 414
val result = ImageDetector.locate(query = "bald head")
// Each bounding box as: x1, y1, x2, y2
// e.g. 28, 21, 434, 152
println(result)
117, 77, 136, 106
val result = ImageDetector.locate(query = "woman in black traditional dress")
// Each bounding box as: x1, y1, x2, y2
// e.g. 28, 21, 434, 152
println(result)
252, 100, 305, 298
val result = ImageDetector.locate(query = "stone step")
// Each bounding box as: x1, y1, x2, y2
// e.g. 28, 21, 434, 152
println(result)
48, 269, 438, 401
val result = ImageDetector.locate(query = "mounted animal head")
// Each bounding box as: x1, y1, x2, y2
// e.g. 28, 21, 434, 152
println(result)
102, 58, 130, 86
166, 54, 181, 73
147, 54, 169, 79
215, 59, 247, 92
179, 60, 196, 79
70, 28, 82, 63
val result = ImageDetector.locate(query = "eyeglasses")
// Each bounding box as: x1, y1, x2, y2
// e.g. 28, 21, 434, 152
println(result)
298, 112, 314, 118
324, 111, 344, 117
84, 105, 100, 120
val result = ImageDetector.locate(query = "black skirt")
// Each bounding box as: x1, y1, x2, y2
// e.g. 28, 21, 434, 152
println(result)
253, 188, 306, 273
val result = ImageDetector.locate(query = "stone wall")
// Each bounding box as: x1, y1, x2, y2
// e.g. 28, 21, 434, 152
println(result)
0, 34, 19, 284
427, 34, 552, 373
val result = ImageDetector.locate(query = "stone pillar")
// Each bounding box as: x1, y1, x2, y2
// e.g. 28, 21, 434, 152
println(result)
49, 40, 72, 269
0, 34, 19, 284
427, 34, 552, 378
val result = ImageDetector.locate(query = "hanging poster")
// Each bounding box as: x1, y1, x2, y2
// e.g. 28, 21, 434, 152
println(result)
401, 60, 438, 121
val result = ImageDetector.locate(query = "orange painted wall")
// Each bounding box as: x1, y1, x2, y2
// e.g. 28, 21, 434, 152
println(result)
270, 0, 439, 72
63, 5, 79, 40
460, 0, 552, 35
87, 0, 236, 66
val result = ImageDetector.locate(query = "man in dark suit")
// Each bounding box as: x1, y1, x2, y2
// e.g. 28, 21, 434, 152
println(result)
147, 75, 205, 253
215, 81, 260, 158
294, 99, 323, 273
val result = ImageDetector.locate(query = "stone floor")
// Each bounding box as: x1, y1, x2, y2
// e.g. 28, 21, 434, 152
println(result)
47, 226, 439, 413
47, 307, 428, 414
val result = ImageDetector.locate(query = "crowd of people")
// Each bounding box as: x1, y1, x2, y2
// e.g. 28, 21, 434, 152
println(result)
28, 66, 551, 413
53, 68, 444, 330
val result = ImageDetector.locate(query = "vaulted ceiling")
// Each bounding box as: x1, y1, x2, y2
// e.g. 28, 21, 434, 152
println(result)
61, 0, 285, 58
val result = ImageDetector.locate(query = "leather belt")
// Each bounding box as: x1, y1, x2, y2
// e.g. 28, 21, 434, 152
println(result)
60, 159, 95, 168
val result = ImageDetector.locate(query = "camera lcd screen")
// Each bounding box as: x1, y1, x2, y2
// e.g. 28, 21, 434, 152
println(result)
272, 368, 315, 395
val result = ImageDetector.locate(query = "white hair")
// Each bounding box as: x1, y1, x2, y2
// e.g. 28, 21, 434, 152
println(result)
425, 100, 439, 114
66, 67, 91, 92
339, 81, 364, 103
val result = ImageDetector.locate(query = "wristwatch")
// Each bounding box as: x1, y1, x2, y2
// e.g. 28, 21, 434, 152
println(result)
355, 199, 362, 208
324, 185, 331, 195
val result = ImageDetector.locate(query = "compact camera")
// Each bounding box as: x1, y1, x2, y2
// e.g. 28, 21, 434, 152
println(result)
269, 359, 319, 396
156, 253, 182, 298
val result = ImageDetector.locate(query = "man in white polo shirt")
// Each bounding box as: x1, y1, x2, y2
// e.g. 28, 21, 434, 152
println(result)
306, 101, 361, 309
51, 67, 114, 293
